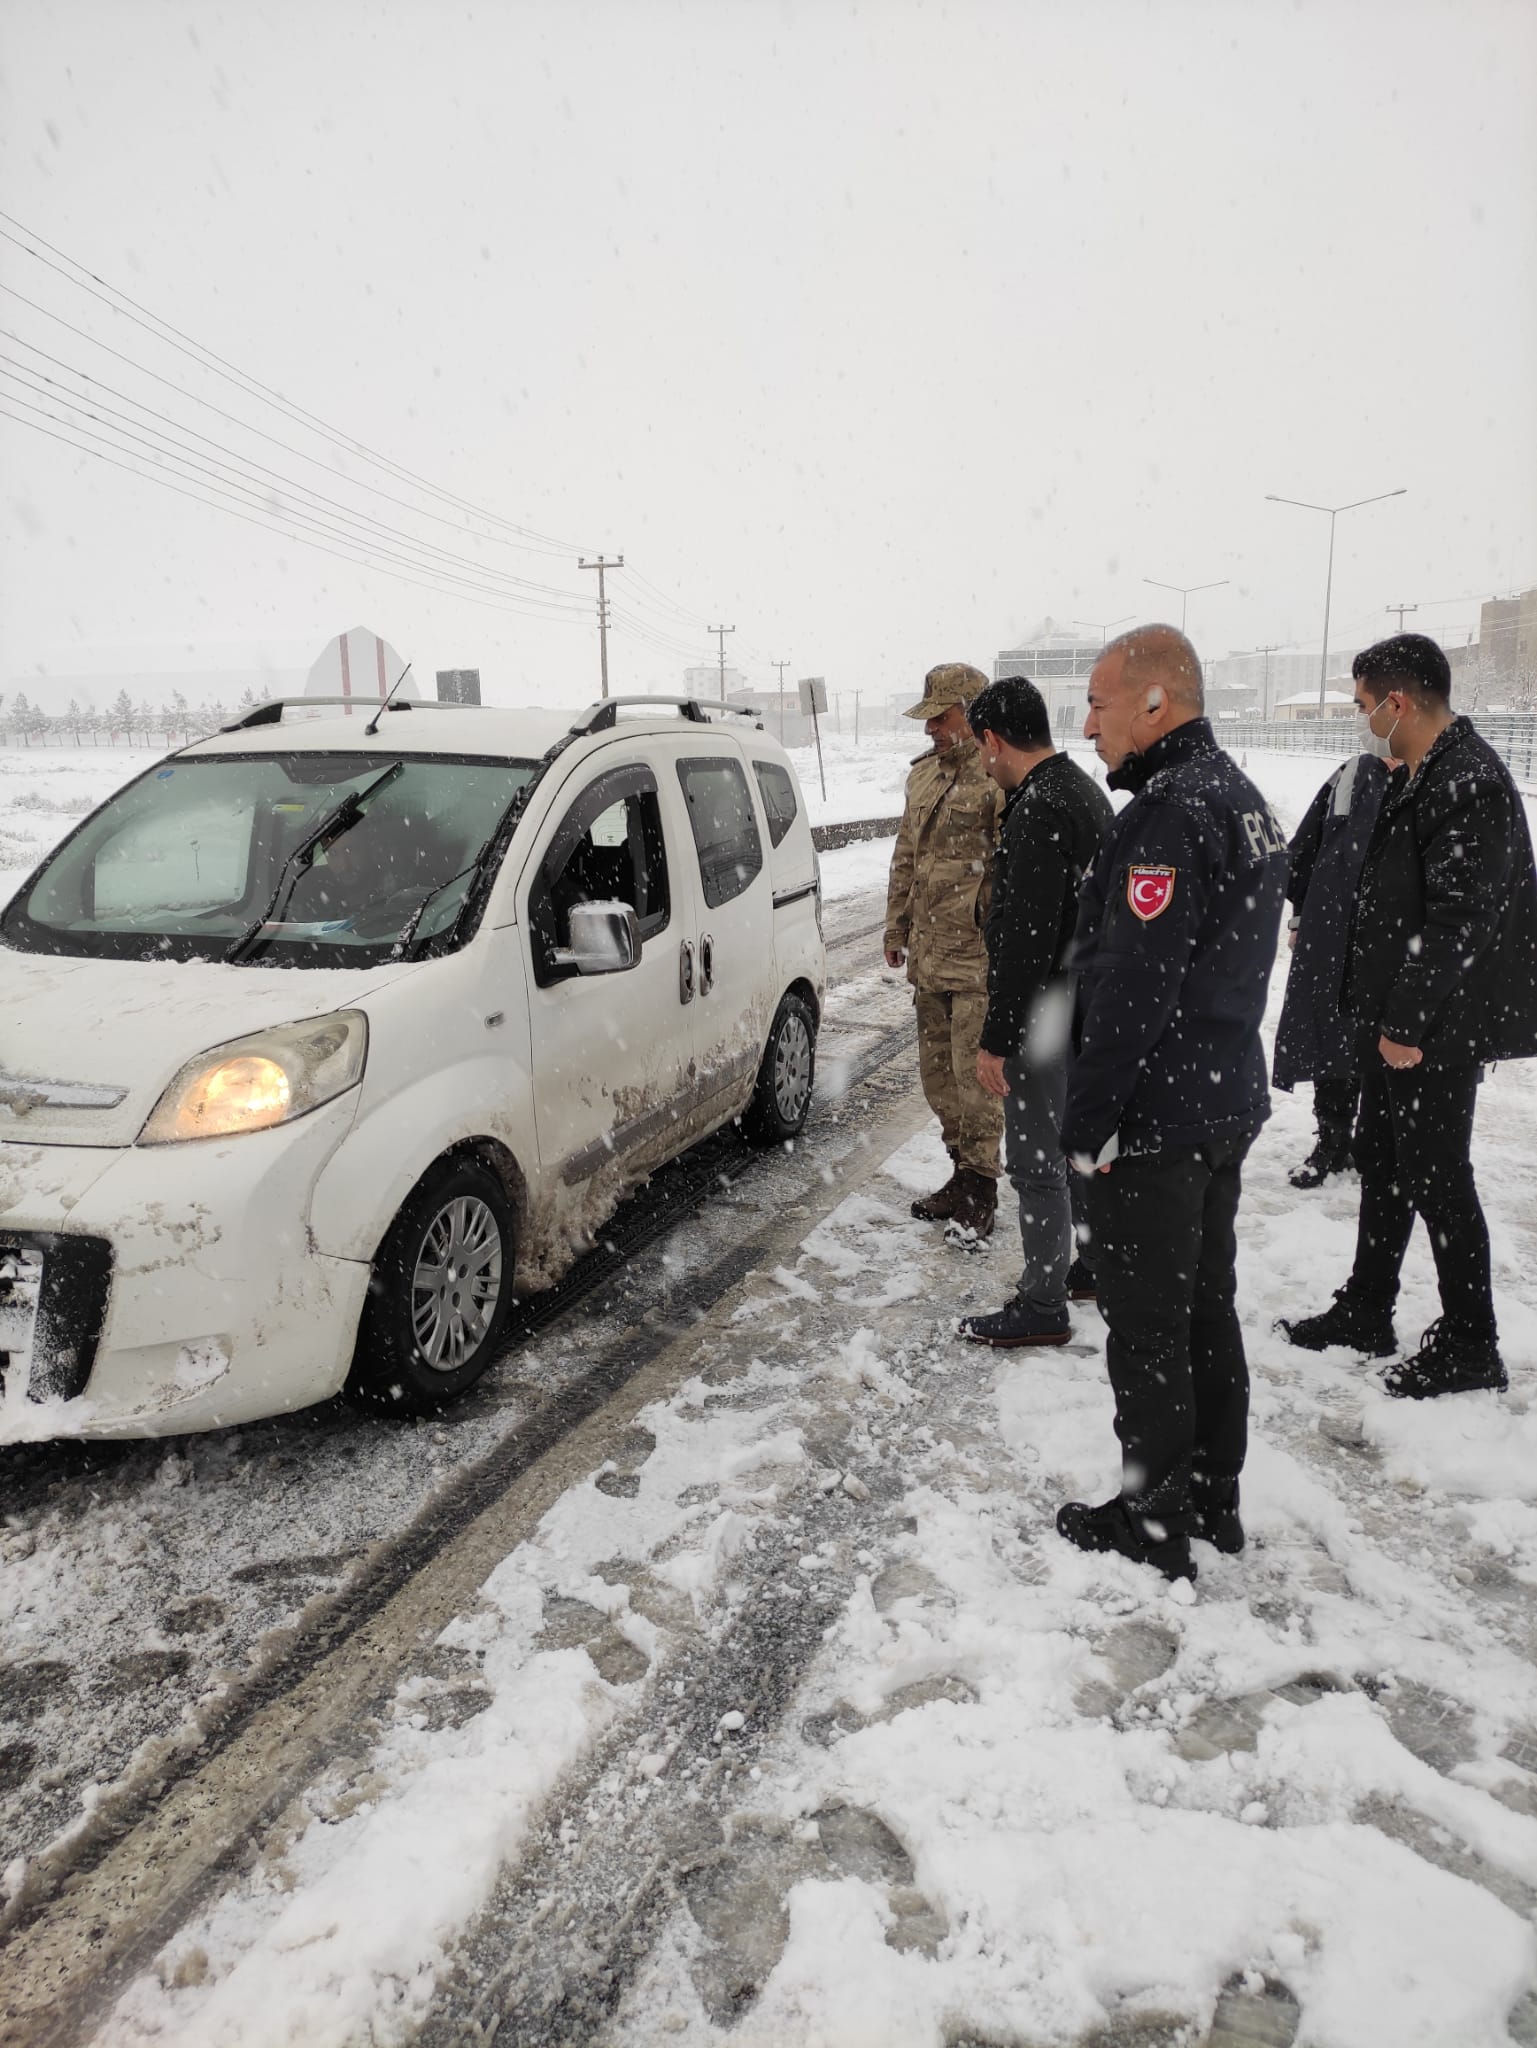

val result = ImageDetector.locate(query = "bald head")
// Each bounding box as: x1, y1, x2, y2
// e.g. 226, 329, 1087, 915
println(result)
1084, 622, 1206, 770
1101, 623, 1205, 714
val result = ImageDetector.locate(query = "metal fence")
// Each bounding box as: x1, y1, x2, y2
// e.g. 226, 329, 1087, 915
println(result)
1218, 714, 1537, 785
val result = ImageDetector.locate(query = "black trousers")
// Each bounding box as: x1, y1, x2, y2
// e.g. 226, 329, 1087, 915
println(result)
1314, 1070, 1360, 1145
1083, 1138, 1251, 1534
1349, 1058, 1494, 1341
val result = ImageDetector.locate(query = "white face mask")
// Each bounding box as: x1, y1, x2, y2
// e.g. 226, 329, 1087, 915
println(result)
1359, 703, 1397, 760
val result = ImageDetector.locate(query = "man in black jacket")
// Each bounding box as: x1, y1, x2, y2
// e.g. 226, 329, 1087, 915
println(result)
1056, 625, 1287, 1581
957, 676, 1114, 1347
1280, 635, 1537, 1397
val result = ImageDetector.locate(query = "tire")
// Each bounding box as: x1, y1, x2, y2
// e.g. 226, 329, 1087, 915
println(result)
741, 991, 817, 1144
347, 1158, 515, 1414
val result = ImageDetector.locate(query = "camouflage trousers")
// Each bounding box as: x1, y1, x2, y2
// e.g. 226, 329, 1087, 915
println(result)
913, 989, 1003, 1179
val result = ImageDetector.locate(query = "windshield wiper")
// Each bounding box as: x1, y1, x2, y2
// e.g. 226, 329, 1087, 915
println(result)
224, 761, 404, 964
389, 841, 493, 963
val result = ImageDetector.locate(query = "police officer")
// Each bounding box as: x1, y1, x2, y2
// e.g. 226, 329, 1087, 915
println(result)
884, 661, 1005, 1239
1056, 625, 1286, 1582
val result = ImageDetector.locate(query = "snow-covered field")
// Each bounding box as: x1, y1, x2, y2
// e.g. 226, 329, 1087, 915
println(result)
5, 734, 1537, 2046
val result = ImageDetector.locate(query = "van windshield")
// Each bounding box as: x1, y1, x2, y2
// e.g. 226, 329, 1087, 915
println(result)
0, 751, 538, 967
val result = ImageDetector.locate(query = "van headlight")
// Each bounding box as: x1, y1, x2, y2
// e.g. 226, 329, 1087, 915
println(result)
139, 1011, 368, 1144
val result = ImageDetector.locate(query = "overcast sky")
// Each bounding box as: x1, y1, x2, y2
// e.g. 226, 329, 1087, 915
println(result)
1, 0, 1533, 711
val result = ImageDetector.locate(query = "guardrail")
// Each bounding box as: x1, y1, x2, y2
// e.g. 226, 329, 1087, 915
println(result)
810, 816, 902, 852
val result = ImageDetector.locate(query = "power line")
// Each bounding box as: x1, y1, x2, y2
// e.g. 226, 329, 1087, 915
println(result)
0, 352, 593, 610
0, 403, 602, 627
0, 210, 592, 558
0, 383, 594, 620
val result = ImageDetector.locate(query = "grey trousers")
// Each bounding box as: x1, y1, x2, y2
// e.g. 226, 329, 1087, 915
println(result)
1002, 1045, 1073, 1312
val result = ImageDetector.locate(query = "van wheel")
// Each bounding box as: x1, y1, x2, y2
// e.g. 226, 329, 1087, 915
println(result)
742, 992, 817, 1144
347, 1160, 515, 1414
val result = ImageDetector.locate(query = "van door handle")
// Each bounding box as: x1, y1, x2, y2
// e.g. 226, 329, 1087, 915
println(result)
679, 937, 695, 1004
699, 933, 714, 994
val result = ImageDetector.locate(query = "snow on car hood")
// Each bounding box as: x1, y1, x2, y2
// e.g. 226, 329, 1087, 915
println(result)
0, 950, 422, 1147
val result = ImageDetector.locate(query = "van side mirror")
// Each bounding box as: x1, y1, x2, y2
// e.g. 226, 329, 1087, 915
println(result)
550, 899, 641, 975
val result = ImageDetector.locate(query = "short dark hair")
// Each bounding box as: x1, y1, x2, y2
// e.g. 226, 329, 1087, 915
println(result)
1353, 634, 1452, 706
966, 675, 1052, 751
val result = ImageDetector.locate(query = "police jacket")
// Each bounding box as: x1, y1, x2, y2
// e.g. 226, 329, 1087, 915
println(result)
1272, 752, 1387, 1091
1342, 717, 1537, 1065
1061, 719, 1287, 1160
884, 738, 1003, 994
980, 751, 1114, 1057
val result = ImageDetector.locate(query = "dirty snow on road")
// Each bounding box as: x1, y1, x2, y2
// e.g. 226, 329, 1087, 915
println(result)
4, 741, 1537, 2046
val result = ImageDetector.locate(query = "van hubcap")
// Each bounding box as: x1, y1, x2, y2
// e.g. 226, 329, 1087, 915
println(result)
412, 1196, 503, 1371
772, 1013, 813, 1123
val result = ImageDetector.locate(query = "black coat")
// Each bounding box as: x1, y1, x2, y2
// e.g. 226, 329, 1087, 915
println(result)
1061, 720, 1288, 1160
1343, 717, 1537, 1066
1272, 753, 1388, 1090
979, 751, 1115, 1058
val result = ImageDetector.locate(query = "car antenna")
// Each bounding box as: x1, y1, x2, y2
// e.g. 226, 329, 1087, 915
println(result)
363, 661, 414, 737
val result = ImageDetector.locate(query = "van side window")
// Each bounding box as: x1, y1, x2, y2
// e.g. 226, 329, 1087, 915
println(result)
675, 756, 763, 909
530, 764, 670, 986
752, 760, 798, 849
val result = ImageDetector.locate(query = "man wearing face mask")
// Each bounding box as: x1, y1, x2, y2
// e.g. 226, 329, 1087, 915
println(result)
1271, 705, 1394, 1187
1280, 635, 1537, 1397
1054, 625, 1287, 1581
884, 662, 1005, 1239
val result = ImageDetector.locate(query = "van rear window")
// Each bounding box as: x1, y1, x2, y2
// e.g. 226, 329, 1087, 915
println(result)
753, 760, 799, 849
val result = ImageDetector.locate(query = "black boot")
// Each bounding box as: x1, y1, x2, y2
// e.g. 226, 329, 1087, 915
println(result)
1277, 1287, 1396, 1358
946, 1169, 997, 1243
1055, 1496, 1195, 1582
1191, 1475, 1245, 1555
912, 1150, 962, 1222
1288, 1131, 1354, 1190
1382, 1320, 1507, 1399
1065, 1257, 1098, 1302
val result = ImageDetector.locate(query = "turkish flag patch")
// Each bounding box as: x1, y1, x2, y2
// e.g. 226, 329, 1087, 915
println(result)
1126, 865, 1176, 922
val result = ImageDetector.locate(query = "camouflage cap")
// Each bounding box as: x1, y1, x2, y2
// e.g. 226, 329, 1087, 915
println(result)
904, 661, 991, 720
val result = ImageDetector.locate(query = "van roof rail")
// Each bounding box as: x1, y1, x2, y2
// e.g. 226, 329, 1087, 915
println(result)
219, 695, 478, 731
570, 695, 764, 735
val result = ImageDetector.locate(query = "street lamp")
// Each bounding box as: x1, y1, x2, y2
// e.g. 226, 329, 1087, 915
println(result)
1265, 489, 1407, 706
1073, 615, 1135, 646
1142, 578, 1229, 632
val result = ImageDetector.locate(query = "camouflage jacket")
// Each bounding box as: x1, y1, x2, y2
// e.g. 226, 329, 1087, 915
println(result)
884, 740, 1004, 992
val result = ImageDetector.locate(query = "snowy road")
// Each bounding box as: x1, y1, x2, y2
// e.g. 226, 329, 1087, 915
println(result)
2, 744, 1537, 2047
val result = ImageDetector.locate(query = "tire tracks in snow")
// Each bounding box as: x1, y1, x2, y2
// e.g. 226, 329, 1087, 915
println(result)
0, 1024, 924, 2048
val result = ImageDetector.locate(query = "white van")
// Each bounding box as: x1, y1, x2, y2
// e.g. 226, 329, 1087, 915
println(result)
0, 696, 825, 1438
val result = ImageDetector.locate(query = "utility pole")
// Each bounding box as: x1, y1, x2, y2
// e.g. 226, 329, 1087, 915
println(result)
772, 657, 790, 741
1247, 643, 1284, 721
1387, 602, 1419, 634
709, 624, 735, 704
852, 689, 861, 744
579, 554, 623, 699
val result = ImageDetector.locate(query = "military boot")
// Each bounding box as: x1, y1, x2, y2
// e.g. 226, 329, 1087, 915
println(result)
911, 1150, 962, 1222
946, 1170, 996, 1243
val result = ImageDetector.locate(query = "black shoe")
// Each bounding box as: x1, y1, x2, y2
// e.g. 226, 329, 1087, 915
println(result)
1277, 1288, 1396, 1359
1066, 1257, 1098, 1302
1381, 1319, 1507, 1400
957, 1298, 1071, 1348
1055, 1496, 1195, 1582
1191, 1484, 1245, 1555
1288, 1136, 1353, 1191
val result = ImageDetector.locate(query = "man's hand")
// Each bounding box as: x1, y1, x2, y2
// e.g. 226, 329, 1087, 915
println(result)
884, 946, 906, 970
1378, 1033, 1424, 1070
976, 1049, 1009, 1098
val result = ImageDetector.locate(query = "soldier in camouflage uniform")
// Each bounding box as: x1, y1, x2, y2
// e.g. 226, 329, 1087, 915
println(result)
884, 662, 1005, 1238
